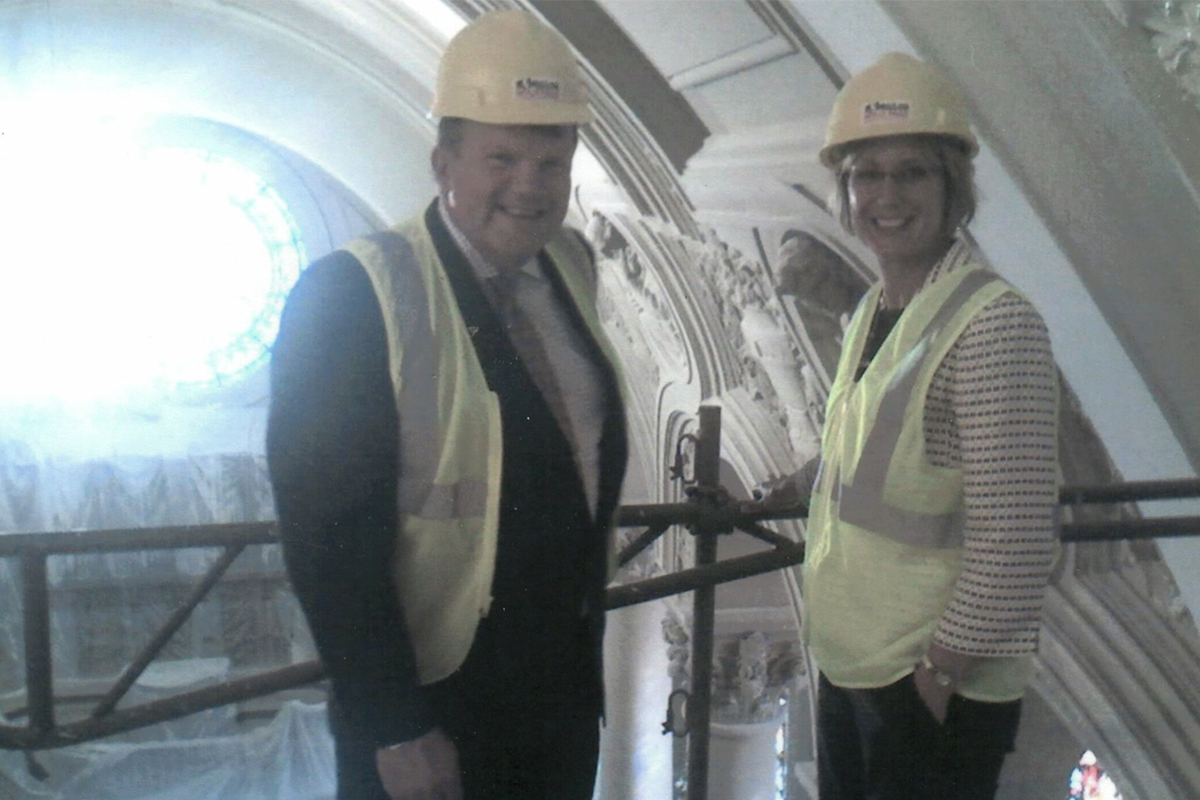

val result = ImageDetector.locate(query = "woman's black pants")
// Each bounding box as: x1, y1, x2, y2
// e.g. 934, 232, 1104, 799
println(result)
816, 672, 1022, 800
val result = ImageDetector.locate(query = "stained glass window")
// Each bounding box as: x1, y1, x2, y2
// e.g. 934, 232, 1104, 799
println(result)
1, 141, 305, 400
1068, 750, 1124, 800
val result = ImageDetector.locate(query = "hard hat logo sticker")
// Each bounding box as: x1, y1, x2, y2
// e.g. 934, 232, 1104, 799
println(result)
862, 100, 911, 124
514, 77, 561, 102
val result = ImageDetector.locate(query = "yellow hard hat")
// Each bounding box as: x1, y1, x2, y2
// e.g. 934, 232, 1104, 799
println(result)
431, 10, 593, 126
819, 52, 977, 167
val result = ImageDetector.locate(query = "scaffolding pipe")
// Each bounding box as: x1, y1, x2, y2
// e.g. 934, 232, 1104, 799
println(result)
686, 405, 722, 800
1060, 477, 1200, 505
0, 475, 1194, 560
0, 521, 277, 558
0, 463, 1197, 754
608, 546, 804, 610
0, 661, 325, 751
90, 544, 248, 720
616, 522, 670, 567
616, 498, 809, 529
1060, 515, 1200, 541
21, 554, 54, 738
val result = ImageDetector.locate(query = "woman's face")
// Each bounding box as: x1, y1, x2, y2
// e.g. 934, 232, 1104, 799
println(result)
846, 137, 948, 269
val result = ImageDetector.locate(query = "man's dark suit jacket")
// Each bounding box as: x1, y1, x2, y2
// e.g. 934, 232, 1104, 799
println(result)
266, 202, 628, 758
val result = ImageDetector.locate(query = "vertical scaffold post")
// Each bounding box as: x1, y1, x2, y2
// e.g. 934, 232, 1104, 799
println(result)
687, 404, 722, 800
22, 553, 54, 739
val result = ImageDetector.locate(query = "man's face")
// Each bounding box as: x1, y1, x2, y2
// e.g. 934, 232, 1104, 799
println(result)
433, 121, 577, 273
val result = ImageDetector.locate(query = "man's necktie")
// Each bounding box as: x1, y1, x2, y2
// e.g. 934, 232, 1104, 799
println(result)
489, 271, 574, 445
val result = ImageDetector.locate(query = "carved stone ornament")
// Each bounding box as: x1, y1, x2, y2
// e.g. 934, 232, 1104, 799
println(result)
662, 608, 804, 726
662, 607, 692, 685
1145, 1, 1200, 106
586, 211, 689, 385
710, 631, 803, 724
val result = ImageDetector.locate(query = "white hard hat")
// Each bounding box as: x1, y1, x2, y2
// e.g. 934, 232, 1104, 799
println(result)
431, 10, 593, 126
820, 52, 978, 167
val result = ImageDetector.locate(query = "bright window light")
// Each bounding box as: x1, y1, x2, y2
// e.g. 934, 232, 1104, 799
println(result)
0, 116, 304, 402
397, 0, 467, 38
1068, 749, 1124, 800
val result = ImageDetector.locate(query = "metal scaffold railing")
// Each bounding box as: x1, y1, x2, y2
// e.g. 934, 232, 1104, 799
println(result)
1, 403, 1198, 800
0, 522, 320, 752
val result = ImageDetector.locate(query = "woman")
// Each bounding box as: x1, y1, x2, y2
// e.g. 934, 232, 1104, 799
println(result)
802, 52, 1060, 799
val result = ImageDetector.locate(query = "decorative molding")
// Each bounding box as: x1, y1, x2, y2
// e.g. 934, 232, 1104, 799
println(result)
588, 212, 692, 390
714, 606, 797, 637
1144, 1, 1200, 110
711, 631, 802, 724
748, 0, 845, 87
530, 0, 710, 174
660, 608, 686, 677
1033, 379, 1200, 800
680, 121, 829, 220
667, 35, 795, 92
662, 608, 803, 726
221, 0, 445, 129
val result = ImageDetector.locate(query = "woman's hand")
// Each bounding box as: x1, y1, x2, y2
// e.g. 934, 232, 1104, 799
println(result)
754, 458, 822, 512
914, 643, 976, 724
914, 658, 955, 723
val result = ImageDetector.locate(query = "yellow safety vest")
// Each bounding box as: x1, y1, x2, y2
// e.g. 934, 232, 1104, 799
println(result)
343, 215, 618, 685
803, 264, 1033, 701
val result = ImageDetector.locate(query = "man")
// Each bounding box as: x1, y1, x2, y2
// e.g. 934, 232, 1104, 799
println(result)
266, 11, 628, 800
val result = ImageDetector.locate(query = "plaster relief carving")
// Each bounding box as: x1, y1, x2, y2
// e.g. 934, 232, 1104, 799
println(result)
685, 227, 797, 429
586, 211, 689, 387
587, 205, 866, 483
662, 608, 804, 726
741, 306, 822, 459
761, 229, 869, 459
1144, 1, 1200, 109
711, 631, 803, 725
776, 230, 868, 382
662, 607, 692, 686
1058, 381, 1198, 632
690, 227, 766, 346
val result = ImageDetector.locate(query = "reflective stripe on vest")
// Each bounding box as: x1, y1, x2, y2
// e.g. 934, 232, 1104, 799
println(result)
835, 268, 1001, 548
341, 218, 608, 685
342, 221, 501, 685
342, 232, 490, 522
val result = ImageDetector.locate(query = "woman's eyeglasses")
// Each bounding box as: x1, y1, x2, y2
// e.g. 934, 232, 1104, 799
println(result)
847, 165, 939, 190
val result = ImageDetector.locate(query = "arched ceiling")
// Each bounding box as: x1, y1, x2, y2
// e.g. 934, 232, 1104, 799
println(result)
3, 0, 1197, 621
3, 1, 1200, 796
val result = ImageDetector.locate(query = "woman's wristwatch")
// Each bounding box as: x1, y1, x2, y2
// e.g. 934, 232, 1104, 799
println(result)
920, 654, 957, 689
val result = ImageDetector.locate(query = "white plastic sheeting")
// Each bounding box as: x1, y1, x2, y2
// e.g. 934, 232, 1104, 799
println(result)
0, 700, 336, 800
0, 446, 332, 799
0, 448, 284, 694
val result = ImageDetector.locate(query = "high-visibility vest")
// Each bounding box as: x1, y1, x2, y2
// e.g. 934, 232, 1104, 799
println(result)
342, 214, 617, 685
803, 264, 1033, 701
